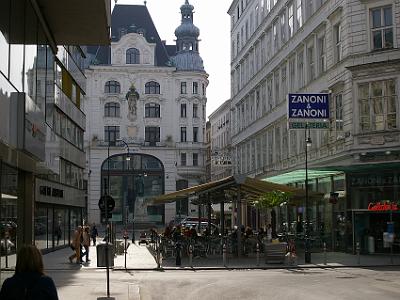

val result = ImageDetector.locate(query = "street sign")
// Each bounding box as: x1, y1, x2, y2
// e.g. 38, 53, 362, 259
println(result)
288, 93, 330, 119
288, 121, 330, 129
98, 195, 115, 212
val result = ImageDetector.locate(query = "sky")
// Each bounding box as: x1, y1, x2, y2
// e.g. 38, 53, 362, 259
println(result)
112, 0, 232, 117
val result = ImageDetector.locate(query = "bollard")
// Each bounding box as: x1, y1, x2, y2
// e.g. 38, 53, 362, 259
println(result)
123, 230, 129, 270
323, 242, 327, 265
189, 244, 193, 268
175, 242, 182, 266
356, 241, 360, 265
5, 237, 9, 268
156, 236, 161, 269
222, 243, 227, 267
256, 243, 260, 266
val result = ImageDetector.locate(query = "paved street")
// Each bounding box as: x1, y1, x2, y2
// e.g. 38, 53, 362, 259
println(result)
2, 243, 400, 300
4, 266, 397, 300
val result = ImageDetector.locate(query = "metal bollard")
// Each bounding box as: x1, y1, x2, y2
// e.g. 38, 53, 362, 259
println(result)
256, 243, 260, 266
323, 242, 327, 265
189, 244, 193, 268
156, 236, 161, 269
356, 241, 360, 265
175, 242, 182, 266
222, 243, 227, 267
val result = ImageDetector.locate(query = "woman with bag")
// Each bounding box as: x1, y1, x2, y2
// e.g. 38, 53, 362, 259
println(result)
0, 244, 59, 300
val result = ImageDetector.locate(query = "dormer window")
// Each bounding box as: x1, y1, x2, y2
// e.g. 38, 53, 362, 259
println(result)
126, 48, 140, 64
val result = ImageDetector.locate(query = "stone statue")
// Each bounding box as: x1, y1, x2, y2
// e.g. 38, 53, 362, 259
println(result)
126, 83, 139, 121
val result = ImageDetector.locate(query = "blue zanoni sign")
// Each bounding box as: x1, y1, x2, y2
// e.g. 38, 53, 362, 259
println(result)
288, 93, 329, 119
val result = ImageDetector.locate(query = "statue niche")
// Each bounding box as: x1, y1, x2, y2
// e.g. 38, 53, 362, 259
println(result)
125, 84, 140, 121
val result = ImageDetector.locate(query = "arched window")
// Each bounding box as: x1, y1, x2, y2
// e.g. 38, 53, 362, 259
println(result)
145, 103, 160, 118
145, 81, 160, 94
104, 102, 120, 117
104, 80, 121, 93
126, 48, 140, 64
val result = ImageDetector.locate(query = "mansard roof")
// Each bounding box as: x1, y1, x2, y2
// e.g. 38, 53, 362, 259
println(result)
87, 4, 173, 67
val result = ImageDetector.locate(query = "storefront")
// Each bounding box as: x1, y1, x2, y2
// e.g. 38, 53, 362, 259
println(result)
347, 171, 400, 254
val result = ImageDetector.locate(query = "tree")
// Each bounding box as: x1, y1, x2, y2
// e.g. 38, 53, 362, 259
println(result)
254, 191, 291, 238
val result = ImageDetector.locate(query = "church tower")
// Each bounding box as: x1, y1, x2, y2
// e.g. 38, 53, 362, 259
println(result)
172, 0, 204, 72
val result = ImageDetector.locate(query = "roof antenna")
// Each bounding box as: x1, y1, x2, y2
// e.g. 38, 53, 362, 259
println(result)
144, 1, 147, 6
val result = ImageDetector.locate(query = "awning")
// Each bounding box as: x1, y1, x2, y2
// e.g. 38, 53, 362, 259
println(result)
264, 170, 344, 185
150, 175, 323, 205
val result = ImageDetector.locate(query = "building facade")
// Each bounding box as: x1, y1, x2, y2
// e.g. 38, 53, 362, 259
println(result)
0, 0, 110, 274
228, 0, 400, 253
85, 2, 208, 227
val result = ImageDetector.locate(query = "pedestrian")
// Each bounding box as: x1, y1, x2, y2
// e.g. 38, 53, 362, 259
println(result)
90, 223, 98, 246
55, 224, 62, 246
0, 244, 59, 300
82, 227, 91, 262
69, 226, 83, 264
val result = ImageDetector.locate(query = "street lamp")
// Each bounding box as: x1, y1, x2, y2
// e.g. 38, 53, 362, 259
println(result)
305, 131, 312, 263
117, 139, 134, 243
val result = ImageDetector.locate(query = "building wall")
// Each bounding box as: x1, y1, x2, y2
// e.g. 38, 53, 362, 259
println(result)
85, 32, 209, 225
228, 0, 400, 178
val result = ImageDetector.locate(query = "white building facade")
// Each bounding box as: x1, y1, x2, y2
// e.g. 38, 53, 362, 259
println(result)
85, 2, 208, 227
228, 0, 400, 253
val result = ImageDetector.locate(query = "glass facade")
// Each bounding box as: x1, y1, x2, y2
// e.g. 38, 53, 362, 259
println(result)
101, 154, 165, 225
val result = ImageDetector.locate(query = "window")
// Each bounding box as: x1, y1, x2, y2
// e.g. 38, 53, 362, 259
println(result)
181, 127, 187, 142
181, 82, 187, 94
288, 3, 294, 38
296, 0, 303, 29
371, 6, 393, 50
145, 103, 160, 118
297, 50, 304, 88
192, 82, 198, 94
181, 103, 187, 118
193, 104, 198, 118
281, 12, 286, 44
358, 80, 397, 132
145, 126, 160, 146
145, 81, 160, 94
281, 65, 287, 102
202, 83, 206, 95
334, 24, 342, 63
317, 35, 326, 74
181, 153, 187, 166
126, 48, 140, 64
193, 153, 199, 166
202, 105, 206, 119
193, 127, 199, 142
104, 102, 120, 117
274, 71, 280, 104
104, 80, 120, 94
289, 56, 295, 92
334, 94, 344, 131
307, 45, 315, 82
273, 20, 279, 52
104, 126, 120, 146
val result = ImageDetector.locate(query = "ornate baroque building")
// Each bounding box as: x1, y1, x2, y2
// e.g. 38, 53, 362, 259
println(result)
227, 0, 400, 253
85, 1, 208, 226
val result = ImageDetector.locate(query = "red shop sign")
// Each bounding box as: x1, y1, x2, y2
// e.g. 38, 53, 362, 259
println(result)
368, 202, 399, 211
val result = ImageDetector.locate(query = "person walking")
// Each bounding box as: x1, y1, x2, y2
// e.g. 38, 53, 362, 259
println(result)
90, 223, 98, 246
0, 244, 59, 300
82, 227, 91, 262
69, 226, 83, 264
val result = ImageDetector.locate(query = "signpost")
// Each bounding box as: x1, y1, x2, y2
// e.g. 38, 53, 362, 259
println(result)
287, 93, 330, 264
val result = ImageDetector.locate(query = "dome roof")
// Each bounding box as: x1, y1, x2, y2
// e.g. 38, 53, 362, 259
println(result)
171, 52, 204, 72
174, 22, 200, 38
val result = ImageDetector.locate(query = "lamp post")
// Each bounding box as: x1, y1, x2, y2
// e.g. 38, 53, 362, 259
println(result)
118, 139, 134, 243
305, 128, 312, 263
